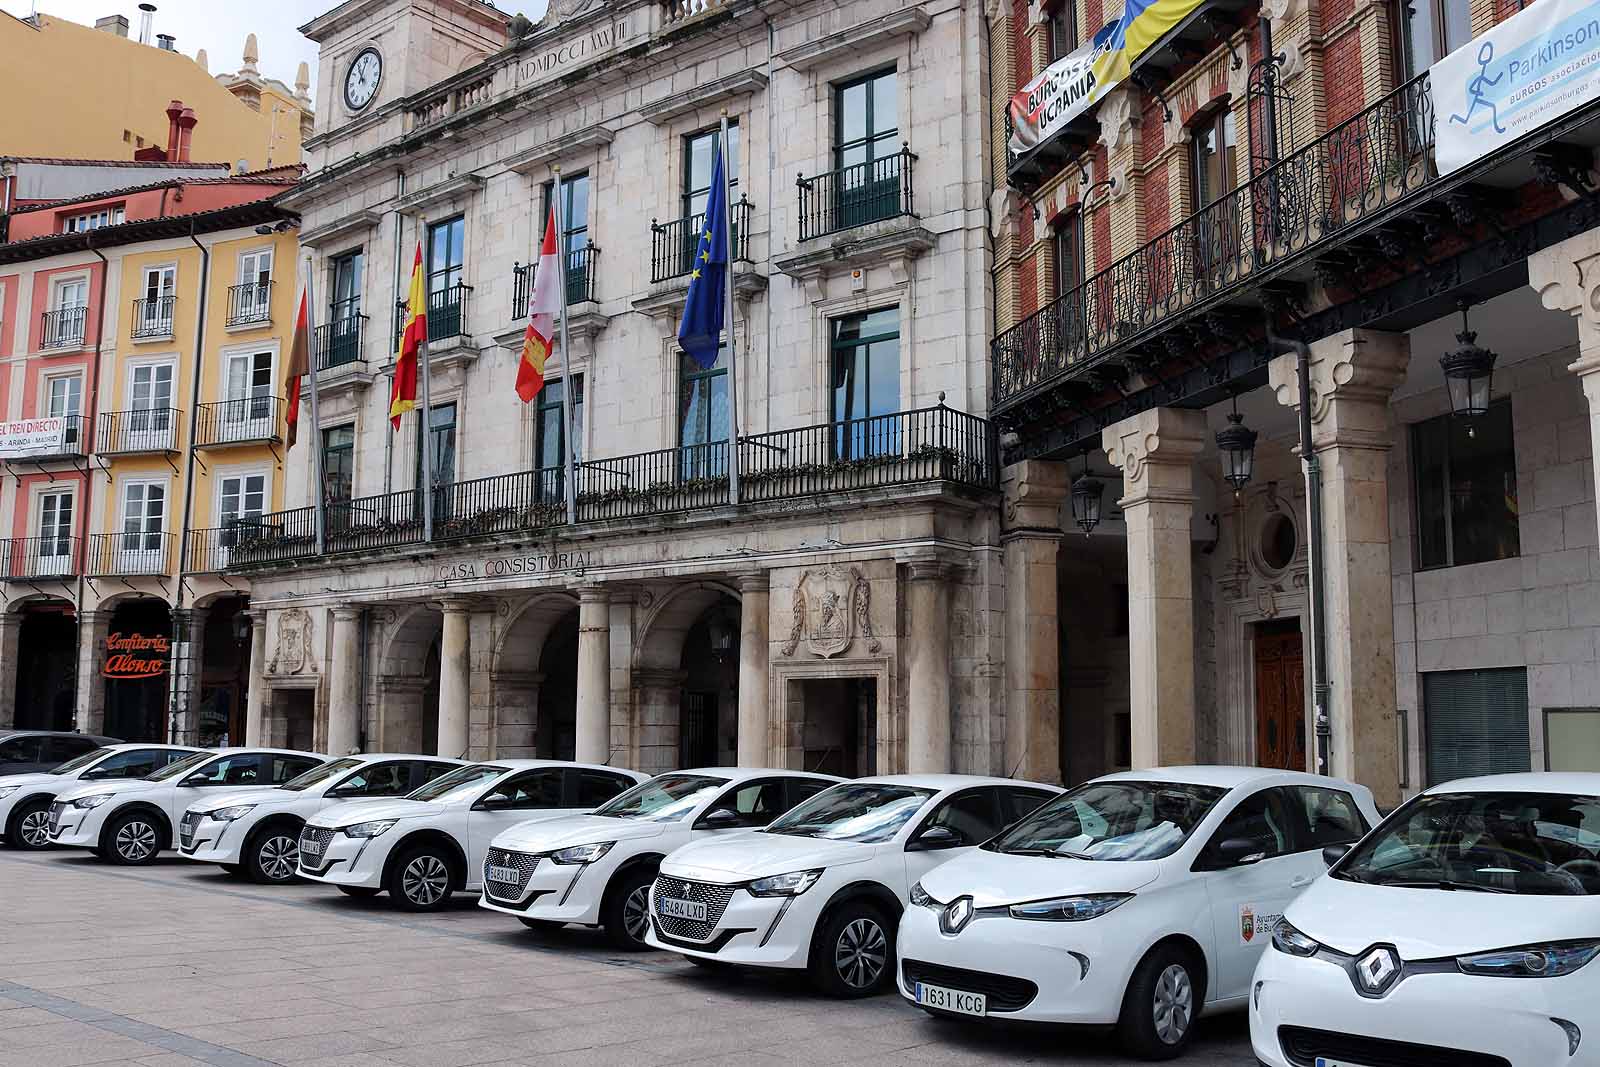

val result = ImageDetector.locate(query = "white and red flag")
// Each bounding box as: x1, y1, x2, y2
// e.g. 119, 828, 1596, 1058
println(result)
517, 206, 561, 403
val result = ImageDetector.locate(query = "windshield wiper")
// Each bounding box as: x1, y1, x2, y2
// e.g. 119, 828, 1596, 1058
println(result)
1373, 878, 1513, 894
1002, 847, 1095, 859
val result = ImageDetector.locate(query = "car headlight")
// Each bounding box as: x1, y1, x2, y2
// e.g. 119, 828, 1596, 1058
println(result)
209, 805, 256, 822
909, 881, 942, 909
341, 820, 396, 839
550, 841, 614, 865
1006, 893, 1131, 922
1457, 941, 1600, 978
0, 785, 19, 800
1270, 919, 1323, 957
748, 869, 824, 897
71, 794, 115, 810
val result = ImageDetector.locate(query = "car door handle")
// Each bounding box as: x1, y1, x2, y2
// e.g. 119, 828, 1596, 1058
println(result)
1289, 875, 1314, 889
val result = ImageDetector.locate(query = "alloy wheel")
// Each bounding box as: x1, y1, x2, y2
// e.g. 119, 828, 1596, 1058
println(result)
258, 835, 299, 881
622, 884, 650, 943
402, 855, 449, 906
18, 809, 50, 847
1152, 962, 1193, 1044
834, 917, 888, 989
116, 820, 158, 862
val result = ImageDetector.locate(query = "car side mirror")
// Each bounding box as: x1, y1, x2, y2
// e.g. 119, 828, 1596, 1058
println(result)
907, 824, 965, 852
1321, 843, 1352, 867
475, 794, 513, 811
700, 807, 741, 829
1217, 837, 1267, 867
180, 773, 209, 787
79, 768, 107, 780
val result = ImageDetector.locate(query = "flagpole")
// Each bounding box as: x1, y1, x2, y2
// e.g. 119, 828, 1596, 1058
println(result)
719, 109, 741, 505
301, 253, 328, 557
411, 212, 435, 543
553, 164, 578, 526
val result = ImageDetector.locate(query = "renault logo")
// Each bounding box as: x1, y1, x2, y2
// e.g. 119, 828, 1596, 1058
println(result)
940, 896, 974, 936
1355, 946, 1401, 995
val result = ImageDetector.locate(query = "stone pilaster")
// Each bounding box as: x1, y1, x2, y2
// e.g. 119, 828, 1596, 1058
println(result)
736, 572, 771, 768
575, 585, 611, 764
905, 560, 952, 774
327, 606, 364, 756
168, 608, 207, 745
245, 611, 267, 746
74, 611, 111, 736
491, 671, 543, 757
1103, 408, 1208, 768
0, 614, 20, 730
1269, 328, 1410, 805
1001, 460, 1069, 784
1531, 229, 1600, 538
634, 667, 687, 774
436, 600, 472, 759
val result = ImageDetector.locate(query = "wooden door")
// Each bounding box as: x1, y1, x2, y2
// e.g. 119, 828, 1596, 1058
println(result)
1254, 623, 1307, 770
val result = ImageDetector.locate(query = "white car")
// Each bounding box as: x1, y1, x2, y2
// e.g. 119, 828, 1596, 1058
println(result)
296, 760, 648, 911
176, 754, 466, 883
1252, 772, 1600, 1067
645, 774, 1062, 996
47, 747, 327, 865
480, 767, 840, 949
894, 767, 1380, 1059
1, 744, 200, 850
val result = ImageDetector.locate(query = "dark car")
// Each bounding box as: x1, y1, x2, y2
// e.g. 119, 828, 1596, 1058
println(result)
0, 731, 121, 777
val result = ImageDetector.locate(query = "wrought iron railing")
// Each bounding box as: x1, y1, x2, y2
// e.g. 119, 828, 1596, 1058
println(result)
512, 263, 531, 321
87, 531, 173, 576
99, 408, 180, 454
226, 282, 274, 327
195, 396, 283, 447
651, 198, 753, 282
798, 146, 917, 241
186, 523, 258, 573
994, 73, 1437, 408
0, 535, 80, 580
316, 310, 368, 370
394, 283, 472, 351
131, 295, 176, 339
512, 246, 598, 320
40, 306, 87, 350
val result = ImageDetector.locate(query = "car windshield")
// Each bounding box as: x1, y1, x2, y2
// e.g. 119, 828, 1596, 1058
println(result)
986, 780, 1228, 861
592, 773, 729, 822
1335, 790, 1600, 896
406, 763, 509, 802
763, 783, 935, 844
51, 747, 114, 775
145, 750, 216, 782
282, 757, 365, 792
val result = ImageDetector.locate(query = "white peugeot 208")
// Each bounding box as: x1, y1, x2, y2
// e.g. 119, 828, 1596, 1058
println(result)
646, 774, 1061, 996
1, 744, 199, 850
1252, 773, 1600, 1067
896, 767, 1379, 1060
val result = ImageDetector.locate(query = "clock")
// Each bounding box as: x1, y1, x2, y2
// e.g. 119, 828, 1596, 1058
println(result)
344, 48, 382, 112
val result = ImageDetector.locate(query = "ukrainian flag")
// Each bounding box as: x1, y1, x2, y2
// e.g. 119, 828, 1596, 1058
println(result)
1091, 0, 1207, 88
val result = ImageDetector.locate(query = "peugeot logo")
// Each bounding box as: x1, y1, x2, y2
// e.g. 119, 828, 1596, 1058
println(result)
940, 896, 974, 936
1355, 945, 1401, 996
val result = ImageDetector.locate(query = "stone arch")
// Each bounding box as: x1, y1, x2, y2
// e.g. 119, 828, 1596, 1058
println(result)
377, 604, 443, 754
634, 582, 740, 671
491, 592, 580, 758
633, 582, 741, 773
3, 591, 74, 615
493, 592, 580, 675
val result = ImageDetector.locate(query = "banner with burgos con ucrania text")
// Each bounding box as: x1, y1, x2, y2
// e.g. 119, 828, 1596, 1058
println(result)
1432, 0, 1600, 175
1008, 32, 1116, 157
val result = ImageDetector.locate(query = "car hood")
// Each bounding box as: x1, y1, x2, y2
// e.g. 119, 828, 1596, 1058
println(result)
52, 778, 160, 803
491, 814, 672, 852
917, 848, 1164, 906
185, 787, 291, 815
1288, 874, 1600, 958
661, 830, 875, 880
308, 798, 439, 828
0, 772, 69, 792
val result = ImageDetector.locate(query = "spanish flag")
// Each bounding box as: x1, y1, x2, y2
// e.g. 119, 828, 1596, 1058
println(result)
390, 243, 426, 430
517, 207, 560, 403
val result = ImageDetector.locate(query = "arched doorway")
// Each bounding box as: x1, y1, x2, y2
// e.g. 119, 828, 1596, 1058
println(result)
198, 595, 250, 746
104, 598, 172, 742
537, 611, 578, 759
378, 606, 444, 754
679, 602, 739, 768
14, 602, 76, 731
421, 638, 441, 756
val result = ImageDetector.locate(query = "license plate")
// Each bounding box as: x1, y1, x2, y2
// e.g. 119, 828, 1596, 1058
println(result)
659, 897, 707, 922
300, 837, 324, 857
486, 865, 520, 884
915, 982, 987, 1016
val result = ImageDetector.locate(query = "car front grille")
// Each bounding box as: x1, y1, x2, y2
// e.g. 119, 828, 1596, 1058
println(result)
178, 810, 202, 849
47, 801, 67, 834
901, 959, 1039, 1012
1279, 1027, 1512, 1067
482, 847, 540, 901
297, 826, 336, 868
652, 875, 738, 943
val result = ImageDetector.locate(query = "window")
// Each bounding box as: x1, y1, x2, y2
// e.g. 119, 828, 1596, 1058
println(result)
189, 753, 265, 785
426, 217, 466, 337
1545, 709, 1600, 772
1190, 108, 1239, 276
833, 69, 901, 228
119, 480, 166, 561
578, 770, 636, 807
47, 374, 82, 446
326, 251, 365, 366
53, 278, 88, 312
1000, 786, 1057, 825
1412, 403, 1519, 570
338, 762, 412, 797
128, 363, 174, 434
238, 248, 272, 289
923, 788, 1004, 845
830, 308, 900, 458
1199, 788, 1295, 867
218, 473, 267, 540
542, 174, 591, 302
1289, 786, 1369, 849
534, 377, 583, 499
40, 736, 97, 763
1048, 0, 1078, 59
93, 748, 169, 779
46, 280, 87, 347
238, 248, 273, 320
321, 425, 354, 503
223, 351, 274, 422
37, 490, 74, 561
415, 402, 456, 490
271, 756, 321, 782
679, 345, 728, 478
712, 779, 786, 827
62, 206, 124, 233
138, 265, 176, 335
677, 125, 740, 276
0, 737, 40, 764
482, 768, 564, 809
1397, 0, 1473, 79
1053, 212, 1084, 300
1424, 668, 1530, 785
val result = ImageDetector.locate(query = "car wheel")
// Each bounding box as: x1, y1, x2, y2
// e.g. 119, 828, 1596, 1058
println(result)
387, 846, 455, 911
246, 826, 302, 885
103, 810, 164, 866
7, 799, 52, 850
602, 866, 656, 950
337, 885, 380, 899
518, 918, 564, 932
810, 902, 894, 998
1117, 943, 1202, 1060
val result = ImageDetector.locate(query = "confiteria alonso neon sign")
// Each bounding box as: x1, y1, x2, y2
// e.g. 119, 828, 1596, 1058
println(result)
101, 632, 170, 679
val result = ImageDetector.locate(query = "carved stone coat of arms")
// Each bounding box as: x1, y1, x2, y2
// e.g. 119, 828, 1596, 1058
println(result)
267, 608, 316, 675
780, 566, 882, 659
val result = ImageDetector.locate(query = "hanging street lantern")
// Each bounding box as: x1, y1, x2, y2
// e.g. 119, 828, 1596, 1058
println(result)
1440, 298, 1497, 421
707, 605, 739, 663
1216, 394, 1258, 493
1070, 455, 1105, 535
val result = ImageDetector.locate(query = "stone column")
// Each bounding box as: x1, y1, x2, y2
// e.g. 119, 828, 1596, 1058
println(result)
905, 560, 952, 773
575, 585, 611, 764
0, 614, 20, 730
736, 572, 771, 767
168, 607, 207, 744
74, 611, 111, 736
1001, 460, 1070, 784
244, 611, 268, 746
1531, 230, 1600, 536
327, 606, 364, 756
436, 600, 472, 759
1103, 408, 1207, 769
1270, 329, 1409, 805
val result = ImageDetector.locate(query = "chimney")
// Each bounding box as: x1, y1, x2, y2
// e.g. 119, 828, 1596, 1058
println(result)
176, 108, 197, 163
137, 3, 156, 45
94, 14, 129, 37
165, 100, 184, 161
156, 33, 176, 51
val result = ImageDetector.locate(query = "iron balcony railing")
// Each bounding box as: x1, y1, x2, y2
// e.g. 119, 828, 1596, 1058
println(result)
316, 311, 368, 370
186, 523, 258, 573
87, 531, 174, 576
650, 198, 753, 283
798, 146, 917, 242
0, 535, 81, 580
512, 245, 600, 319
0, 414, 86, 461
225, 282, 274, 327
394, 282, 472, 351
99, 408, 180, 454
993, 73, 1437, 409
226, 404, 995, 567
195, 396, 283, 447
39, 306, 87, 350
131, 295, 176, 339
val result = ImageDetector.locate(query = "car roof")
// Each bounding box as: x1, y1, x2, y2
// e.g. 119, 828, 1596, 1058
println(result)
472, 759, 648, 776
849, 773, 1061, 791
1424, 771, 1600, 796
201, 747, 328, 758
0, 730, 119, 742
672, 767, 842, 781
102, 743, 199, 752
1094, 765, 1369, 792
341, 753, 468, 763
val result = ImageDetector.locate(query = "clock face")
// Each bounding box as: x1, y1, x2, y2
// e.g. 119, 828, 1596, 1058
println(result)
344, 48, 382, 111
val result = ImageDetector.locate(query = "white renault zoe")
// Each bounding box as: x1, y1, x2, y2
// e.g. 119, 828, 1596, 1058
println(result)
47, 747, 327, 865
479, 767, 839, 948
896, 767, 1379, 1060
1, 743, 200, 850
297, 760, 647, 911
177, 753, 465, 883
1252, 773, 1600, 1067
645, 774, 1061, 996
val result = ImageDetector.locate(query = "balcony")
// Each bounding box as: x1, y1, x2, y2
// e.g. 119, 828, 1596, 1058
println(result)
225, 282, 274, 329
131, 295, 176, 341
394, 282, 472, 353
225, 403, 996, 569
511, 245, 599, 321
39, 306, 87, 351
195, 397, 283, 448
184, 523, 257, 574
87, 532, 173, 576
0, 536, 80, 580
317, 308, 368, 370
0, 414, 86, 462
98, 408, 180, 455
651, 199, 752, 283
797, 146, 917, 242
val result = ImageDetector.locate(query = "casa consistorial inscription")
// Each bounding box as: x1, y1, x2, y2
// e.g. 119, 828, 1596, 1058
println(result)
435, 550, 596, 583
512, 17, 641, 89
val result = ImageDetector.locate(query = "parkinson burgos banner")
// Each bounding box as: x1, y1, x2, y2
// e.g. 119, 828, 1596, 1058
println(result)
1433, 0, 1600, 175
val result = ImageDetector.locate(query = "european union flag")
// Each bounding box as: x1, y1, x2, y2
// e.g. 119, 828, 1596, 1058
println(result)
677, 147, 728, 370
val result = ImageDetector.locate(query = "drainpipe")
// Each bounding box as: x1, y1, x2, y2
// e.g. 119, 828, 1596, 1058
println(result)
168, 223, 210, 744
1265, 322, 1331, 777
78, 234, 112, 695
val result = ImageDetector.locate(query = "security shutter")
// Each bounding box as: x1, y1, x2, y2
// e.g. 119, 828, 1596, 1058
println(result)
1423, 668, 1530, 785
